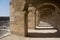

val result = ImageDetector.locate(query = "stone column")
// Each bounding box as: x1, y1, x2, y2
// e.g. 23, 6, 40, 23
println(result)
35, 10, 39, 26
28, 6, 36, 29
10, 0, 28, 36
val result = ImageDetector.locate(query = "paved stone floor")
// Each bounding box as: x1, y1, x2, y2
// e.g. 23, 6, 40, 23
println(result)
0, 33, 60, 40
0, 28, 60, 40
0, 21, 60, 40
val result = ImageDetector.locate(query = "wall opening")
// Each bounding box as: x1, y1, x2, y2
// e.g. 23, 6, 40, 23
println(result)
28, 3, 60, 37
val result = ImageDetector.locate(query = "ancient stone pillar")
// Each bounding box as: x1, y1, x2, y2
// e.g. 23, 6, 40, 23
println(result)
10, 0, 28, 36
35, 10, 40, 26
28, 5, 36, 29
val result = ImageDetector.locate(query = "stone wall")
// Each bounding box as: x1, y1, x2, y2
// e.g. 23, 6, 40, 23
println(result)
10, 0, 35, 36
10, 0, 27, 36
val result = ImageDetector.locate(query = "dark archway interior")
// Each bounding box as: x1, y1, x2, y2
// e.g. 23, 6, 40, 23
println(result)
28, 3, 60, 37
37, 4, 57, 29
27, 0, 60, 9
34, 2, 60, 29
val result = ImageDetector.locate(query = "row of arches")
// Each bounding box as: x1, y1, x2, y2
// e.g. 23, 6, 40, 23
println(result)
10, 0, 60, 37
23, 2, 60, 36
33, 3, 60, 29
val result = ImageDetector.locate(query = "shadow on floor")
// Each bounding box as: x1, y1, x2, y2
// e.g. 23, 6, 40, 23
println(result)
28, 31, 60, 38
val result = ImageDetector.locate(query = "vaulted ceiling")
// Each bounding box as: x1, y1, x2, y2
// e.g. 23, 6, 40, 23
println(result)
27, 0, 60, 8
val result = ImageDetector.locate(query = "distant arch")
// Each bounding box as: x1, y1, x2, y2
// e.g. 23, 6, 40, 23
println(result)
34, 3, 60, 28
36, 3, 59, 13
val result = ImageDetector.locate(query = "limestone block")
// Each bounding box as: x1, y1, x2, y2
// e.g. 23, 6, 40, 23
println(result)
10, 0, 28, 36
11, 0, 26, 12
10, 11, 27, 36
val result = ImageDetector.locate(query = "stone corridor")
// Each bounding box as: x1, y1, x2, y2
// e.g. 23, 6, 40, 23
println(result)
0, 21, 60, 40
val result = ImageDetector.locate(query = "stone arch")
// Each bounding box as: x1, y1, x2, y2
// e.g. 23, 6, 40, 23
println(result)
39, 8, 55, 18
36, 3, 59, 12
35, 3, 60, 29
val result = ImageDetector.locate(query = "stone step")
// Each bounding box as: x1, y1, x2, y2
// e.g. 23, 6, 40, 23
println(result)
35, 28, 55, 30
36, 26, 54, 29
28, 29, 57, 33
38, 23, 52, 27
39, 25, 51, 27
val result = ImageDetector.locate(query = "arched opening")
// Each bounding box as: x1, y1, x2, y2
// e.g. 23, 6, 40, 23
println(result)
27, 3, 60, 37
35, 3, 59, 30
10, 0, 60, 37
